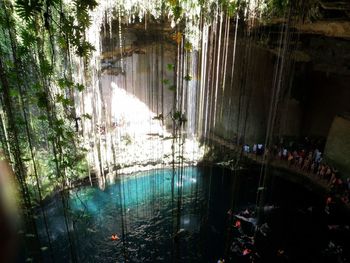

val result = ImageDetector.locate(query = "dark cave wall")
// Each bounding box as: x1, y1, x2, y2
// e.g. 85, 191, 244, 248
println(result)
300, 71, 350, 137
211, 33, 350, 145
278, 98, 303, 138
294, 36, 350, 138
210, 40, 275, 145
325, 115, 350, 176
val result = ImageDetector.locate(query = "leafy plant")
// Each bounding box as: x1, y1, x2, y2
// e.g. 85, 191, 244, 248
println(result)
172, 111, 187, 126
167, 63, 175, 71
184, 42, 192, 52
184, 74, 192, 81
15, 0, 43, 21
168, 85, 176, 91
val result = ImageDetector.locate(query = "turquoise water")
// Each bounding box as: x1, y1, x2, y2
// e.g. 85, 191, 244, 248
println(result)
38, 166, 237, 262
36, 166, 350, 262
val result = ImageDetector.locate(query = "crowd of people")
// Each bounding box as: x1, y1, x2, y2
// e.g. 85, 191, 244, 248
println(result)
241, 137, 350, 205
213, 136, 350, 263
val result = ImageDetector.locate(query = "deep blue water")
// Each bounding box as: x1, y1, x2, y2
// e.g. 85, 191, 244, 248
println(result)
36, 166, 350, 263
37, 167, 243, 263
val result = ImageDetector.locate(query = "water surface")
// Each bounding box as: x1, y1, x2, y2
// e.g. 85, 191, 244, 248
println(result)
37, 166, 350, 263
38, 167, 239, 262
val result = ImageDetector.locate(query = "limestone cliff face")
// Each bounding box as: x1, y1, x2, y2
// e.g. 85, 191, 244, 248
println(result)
210, 30, 350, 144
325, 115, 350, 175
84, 18, 350, 176
209, 40, 275, 144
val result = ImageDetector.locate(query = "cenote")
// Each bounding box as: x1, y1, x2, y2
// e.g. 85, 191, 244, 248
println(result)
1, 0, 350, 262
34, 166, 349, 263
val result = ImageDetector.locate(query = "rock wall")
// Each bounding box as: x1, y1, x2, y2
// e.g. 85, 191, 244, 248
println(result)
100, 43, 176, 125
212, 41, 275, 145
324, 115, 350, 176
300, 71, 350, 137
210, 33, 350, 145
98, 20, 350, 156
290, 36, 350, 137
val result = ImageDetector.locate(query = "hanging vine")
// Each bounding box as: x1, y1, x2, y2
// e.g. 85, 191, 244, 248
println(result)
0, 0, 99, 261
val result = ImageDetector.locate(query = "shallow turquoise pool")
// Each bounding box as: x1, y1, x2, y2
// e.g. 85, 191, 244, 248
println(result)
37, 166, 238, 262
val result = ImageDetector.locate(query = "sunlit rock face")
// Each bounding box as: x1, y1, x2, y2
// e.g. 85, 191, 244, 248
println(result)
73, 2, 350, 178
100, 24, 176, 127
76, 20, 204, 180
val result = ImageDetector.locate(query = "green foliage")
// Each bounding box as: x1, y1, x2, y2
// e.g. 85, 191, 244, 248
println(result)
9, 88, 20, 98
184, 74, 192, 81
20, 29, 37, 49
39, 58, 53, 76
261, 0, 290, 18
167, 63, 175, 71
15, 0, 43, 21
76, 41, 95, 57
56, 94, 74, 107
58, 79, 84, 92
58, 78, 74, 89
74, 0, 98, 11
227, 1, 239, 17
172, 111, 187, 126
184, 42, 192, 52
172, 4, 183, 20
82, 113, 92, 119
75, 83, 85, 92
272, 0, 289, 11
0, 0, 97, 208
168, 85, 176, 92
36, 91, 49, 109
163, 76, 176, 92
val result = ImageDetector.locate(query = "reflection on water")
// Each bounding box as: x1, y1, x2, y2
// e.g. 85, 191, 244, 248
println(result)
37, 167, 236, 262
36, 166, 350, 263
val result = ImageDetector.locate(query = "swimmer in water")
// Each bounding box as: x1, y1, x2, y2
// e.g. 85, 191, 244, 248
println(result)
111, 234, 119, 241
235, 220, 241, 228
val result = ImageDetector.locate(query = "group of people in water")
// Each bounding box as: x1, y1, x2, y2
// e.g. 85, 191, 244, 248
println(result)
220, 208, 286, 263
